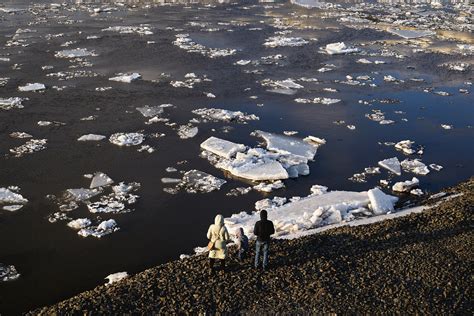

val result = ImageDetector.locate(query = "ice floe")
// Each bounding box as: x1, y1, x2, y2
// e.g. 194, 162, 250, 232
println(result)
173, 34, 236, 58
263, 36, 309, 48
102, 26, 152, 35
177, 125, 198, 139
90, 172, 114, 189
18, 83, 46, 92
164, 170, 226, 194
78, 219, 119, 238
253, 180, 285, 193
78, 134, 106, 141
387, 28, 435, 39
401, 159, 430, 176
294, 97, 341, 105
323, 42, 359, 55
109, 133, 145, 146
201, 136, 247, 159
67, 218, 92, 230
378, 157, 402, 176
0, 264, 20, 282
192, 108, 259, 123
55, 48, 97, 58
9, 139, 47, 157
0, 187, 28, 205
392, 177, 419, 193
105, 272, 128, 285
0, 97, 26, 110
109, 73, 141, 83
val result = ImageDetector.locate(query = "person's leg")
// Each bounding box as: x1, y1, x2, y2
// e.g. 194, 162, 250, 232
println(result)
209, 258, 215, 274
238, 248, 243, 261
262, 242, 269, 270
221, 259, 226, 272
254, 240, 261, 268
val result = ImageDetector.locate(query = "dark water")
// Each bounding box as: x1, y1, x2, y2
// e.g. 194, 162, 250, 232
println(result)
0, 0, 473, 314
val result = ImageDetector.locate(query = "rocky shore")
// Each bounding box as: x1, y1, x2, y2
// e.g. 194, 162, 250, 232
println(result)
32, 179, 473, 314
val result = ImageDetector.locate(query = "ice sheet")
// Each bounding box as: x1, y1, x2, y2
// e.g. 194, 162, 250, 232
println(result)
200, 137, 246, 159
378, 157, 402, 176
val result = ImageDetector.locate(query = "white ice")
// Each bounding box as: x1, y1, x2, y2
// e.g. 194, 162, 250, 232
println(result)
109, 133, 145, 146
378, 157, 402, 176
55, 48, 96, 58
78, 219, 119, 238
18, 83, 45, 92
77, 134, 106, 141
255, 130, 320, 160
90, 172, 114, 189
105, 272, 128, 285
67, 218, 92, 230
200, 137, 246, 159
387, 28, 435, 39
324, 42, 359, 55
109, 73, 141, 83
392, 177, 420, 192
401, 159, 430, 176
0, 97, 26, 110
0, 188, 28, 204
368, 187, 398, 215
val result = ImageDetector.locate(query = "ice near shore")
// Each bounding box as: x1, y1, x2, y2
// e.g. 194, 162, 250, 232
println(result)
224, 186, 398, 239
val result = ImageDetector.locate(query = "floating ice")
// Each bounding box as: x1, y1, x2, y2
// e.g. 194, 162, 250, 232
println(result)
255, 196, 287, 212
441, 124, 453, 130
378, 157, 402, 176
310, 185, 328, 196
66, 188, 102, 202
90, 172, 114, 189
109, 133, 145, 146
256, 130, 320, 160
102, 26, 152, 35
78, 134, 106, 141
10, 132, 32, 139
192, 108, 258, 123
368, 188, 397, 215
394, 140, 420, 155
253, 180, 285, 193
177, 125, 198, 139
105, 272, 128, 285
173, 34, 236, 58
401, 159, 430, 176
410, 189, 424, 196
387, 28, 435, 39
177, 170, 226, 194
200, 137, 246, 159
109, 73, 141, 83
294, 97, 341, 105
136, 105, 164, 118
0, 264, 20, 282
10, 139, 47, 157
67, 218, 92, 230
429, 164, 443, 171
55, 48, 96, 58
392, 177, 419, 193
0, 97, 26, 110
3, 205, 24, 212
78, 219, 119, 238
0, 188, 28, 204
323, 42, 359, 55
263, 36, 308, 48
18, 83, 45, 92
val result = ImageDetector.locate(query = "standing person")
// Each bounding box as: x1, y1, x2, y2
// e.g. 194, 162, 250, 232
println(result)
235, 227, 249, 261
253, 210, 275, 271
207, 214, 230, 275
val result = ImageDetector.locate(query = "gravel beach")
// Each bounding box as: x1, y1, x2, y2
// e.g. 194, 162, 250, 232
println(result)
31, 178, 473, 314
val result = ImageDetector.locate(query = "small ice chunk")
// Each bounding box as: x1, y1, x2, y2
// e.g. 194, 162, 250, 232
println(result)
378, 157, 401, 176
0, 97, 26, 110
179, 170, 226, 193
0, 188, 28, 204
109, 73, 141, 83
177, 125, 198, 139
67, 218, 92, 230
429, 164, 443, 171
105, 272, 128, 285
78, 219, 119, 238
392, 177, 419, 192
401, 159, 430, 176
410, 189, 424, 196
387, 28, 435, 39
368, 188, 398, 215
161, 178, 182, 184
136, 105, 164, 118
18, 83, 46, 92
90, 172, 114, 189
263, 36, 308, 48
324, 42, 359, 55
77, 134, 106, 141
310, 185, 328, 196
55, 48, 96, 58
0, 264, 20, 282
200, 137, 246, 159
109, 133, 145, 146
192, 108, 258, 122
253, 180, 285, 193
66, 188, 101, 201
2, 205, 24, 212
441, 124, 453, 130
256, 131, 321, 160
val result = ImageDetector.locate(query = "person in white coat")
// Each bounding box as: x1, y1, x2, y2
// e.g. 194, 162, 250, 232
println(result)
207, 214, 230, 274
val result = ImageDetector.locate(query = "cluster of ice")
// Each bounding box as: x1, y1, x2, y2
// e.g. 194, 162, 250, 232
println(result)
200, 131, 325, 183
109, 73, 141, 83
0, 187, 28, 212
109, 133, 145, 146
365, 109, 394, 125
395, 140, 423, 155
323, 42, 359, 55
163, 170, 226, 194
224, 187, 397, 238
294, 97, 341, 105
349, 167, 381, 183
261, 78, 304, 95
253, 180, 285, 193
9, 139, 47, 157
87, 182, 140, 214
0, 264, 20, 282
102, 26, 153, 35
263, 36, 309, 48
18, 83, 46, 92
67, 218, 92, 229
173, 34, 236, 58
105, 272, 128, 285
0, 97, 26, 110
170, 73, 210, 89
78, 219, 119, 238
192, 108, 259, 123
55, 48, 96, 58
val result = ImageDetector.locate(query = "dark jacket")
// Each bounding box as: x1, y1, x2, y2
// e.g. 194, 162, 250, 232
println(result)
236, 227, 249, 251
253, 210, 275, 242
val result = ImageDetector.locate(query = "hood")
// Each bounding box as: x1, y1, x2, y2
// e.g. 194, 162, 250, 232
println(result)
214, 214, 224, 227
236, 227, 244, 238
260, 210, 267, 220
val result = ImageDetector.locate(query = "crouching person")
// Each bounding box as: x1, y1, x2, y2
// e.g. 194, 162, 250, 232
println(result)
235, 227, 249, 261
207, 214, 230, 275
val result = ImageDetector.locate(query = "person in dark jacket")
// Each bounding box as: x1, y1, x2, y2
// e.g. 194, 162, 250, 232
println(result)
235, 227, 249, 261
253, 210, 275, 270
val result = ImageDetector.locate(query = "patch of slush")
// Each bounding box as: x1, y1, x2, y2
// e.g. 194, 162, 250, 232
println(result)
18, 83, 45, 92
105, 272, 128, 285
0, 97, 26, 110
109, 133, 145, 146
109, 73, 141, 83
55, 48, 97, 58
387, 28, 435, 39
0, 264, 20, 282
173, 33, 236, 58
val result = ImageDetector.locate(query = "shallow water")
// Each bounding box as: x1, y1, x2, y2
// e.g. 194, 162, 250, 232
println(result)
0, 0, 473, 314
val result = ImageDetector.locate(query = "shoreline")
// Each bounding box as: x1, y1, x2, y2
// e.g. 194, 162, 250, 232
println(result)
31, 178, 473, 314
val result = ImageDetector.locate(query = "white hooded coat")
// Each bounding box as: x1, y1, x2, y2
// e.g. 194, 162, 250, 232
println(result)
207, 214, 230, 259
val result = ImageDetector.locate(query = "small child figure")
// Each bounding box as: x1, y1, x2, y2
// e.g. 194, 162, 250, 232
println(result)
235, 227, 249, 261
